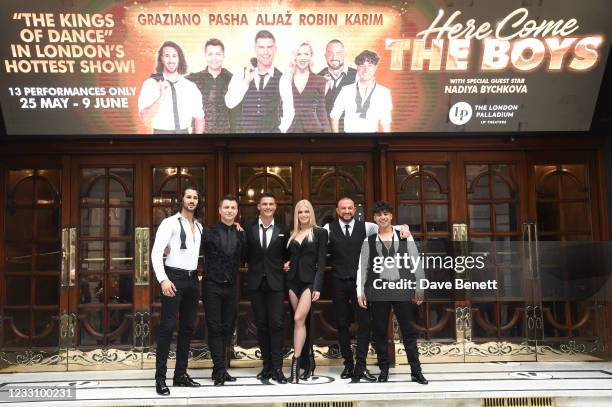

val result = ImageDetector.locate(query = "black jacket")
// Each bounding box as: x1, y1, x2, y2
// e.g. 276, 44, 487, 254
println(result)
245, 220, 290, 291
201, 222, 246, 285
286, 227, 328, 292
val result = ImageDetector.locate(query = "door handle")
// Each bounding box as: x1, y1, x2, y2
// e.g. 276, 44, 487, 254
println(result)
135, 227, 150, 286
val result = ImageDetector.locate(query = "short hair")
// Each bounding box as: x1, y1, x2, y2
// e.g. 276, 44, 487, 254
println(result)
176, 186, 202, 218
355, 50, 380, 66
337, 197, 355, 206
219, 194, 238, 207
255, 30, 276, 43
326, 39, 344, 48
205, 38, 224, 52
372, 200, 393, 214
156, 41, 187, 75
259, 192, 276, 203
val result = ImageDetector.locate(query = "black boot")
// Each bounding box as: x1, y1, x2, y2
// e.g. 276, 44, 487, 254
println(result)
378, 368, 389, 382
341, 361, 354, 379
300, 352, 316, 380
271, 368, 288, 384
289, 357, 300, 384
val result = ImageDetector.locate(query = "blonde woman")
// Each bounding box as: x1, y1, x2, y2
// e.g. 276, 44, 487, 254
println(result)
280, 41, 331, 133
283, 200, 328, 383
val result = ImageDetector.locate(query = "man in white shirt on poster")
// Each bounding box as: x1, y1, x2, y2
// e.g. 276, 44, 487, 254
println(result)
330, 50, 392, 133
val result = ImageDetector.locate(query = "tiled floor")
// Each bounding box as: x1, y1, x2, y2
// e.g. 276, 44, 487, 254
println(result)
1, 361, 611, 406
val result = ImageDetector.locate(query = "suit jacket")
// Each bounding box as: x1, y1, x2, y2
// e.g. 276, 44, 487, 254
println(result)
245, 220, 290, 291
286, 227, 329, 292
201, 223, 246, 285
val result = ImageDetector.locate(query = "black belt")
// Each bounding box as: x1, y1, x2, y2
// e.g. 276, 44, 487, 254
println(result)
165, 265, 197, 278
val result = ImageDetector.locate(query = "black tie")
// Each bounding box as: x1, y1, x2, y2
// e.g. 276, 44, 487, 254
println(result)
261, 224, 272, 248
178, 218, 187, 249
168, 80, 180, 130
344, 224, 350, 238
258, 74, 267, 91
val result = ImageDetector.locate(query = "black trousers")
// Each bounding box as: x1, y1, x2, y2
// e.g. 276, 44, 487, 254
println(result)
155, 269, 199, 381
331, 276, 371, 368
249, 277, 285, 370
203, 279, 236, 376
370, 301, 422, 373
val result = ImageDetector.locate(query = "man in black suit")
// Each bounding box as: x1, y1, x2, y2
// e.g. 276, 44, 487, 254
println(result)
318, 39, 357, 132
202, 194, 246, 386
245, 192, 289, 383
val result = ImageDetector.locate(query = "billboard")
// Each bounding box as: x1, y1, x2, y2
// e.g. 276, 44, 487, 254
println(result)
0, 0, 610, 135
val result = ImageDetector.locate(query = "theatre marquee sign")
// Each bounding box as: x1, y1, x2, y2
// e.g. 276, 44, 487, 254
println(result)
0, 0, 610, 135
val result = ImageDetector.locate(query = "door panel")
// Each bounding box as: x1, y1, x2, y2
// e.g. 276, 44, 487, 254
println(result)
1, 162, 66, 372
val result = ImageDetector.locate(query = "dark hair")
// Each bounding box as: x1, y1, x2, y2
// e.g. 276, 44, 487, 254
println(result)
205, 38, 225, 53
355, 50, 380, 66
219, 194, 238, 207
177, 186, 202, 219
259, 192, 276, 203
156, 41, 188, 75
337, 196, 355, 205
255, 30, 276, 43
326, 39, 344, 48
372, 200, 393, 214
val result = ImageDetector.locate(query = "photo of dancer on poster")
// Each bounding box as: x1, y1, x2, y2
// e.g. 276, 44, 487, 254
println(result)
330, 50, 392, 133
137, 41, 205, 134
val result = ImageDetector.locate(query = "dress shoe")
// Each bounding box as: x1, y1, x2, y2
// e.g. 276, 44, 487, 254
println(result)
351, 367, 377, 383
155, 379, 170, 395
378, 369, 389, 382
173, 373, 201, 387
271, 368, 288, 384
223, 371, 237, 382
340, 364, 354, 379
411, 371, 429, 385
256, 368, 271, 380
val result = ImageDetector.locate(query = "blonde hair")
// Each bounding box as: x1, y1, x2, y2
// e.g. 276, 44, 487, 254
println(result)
288, 199, 317, 246
289, 41, 315, 74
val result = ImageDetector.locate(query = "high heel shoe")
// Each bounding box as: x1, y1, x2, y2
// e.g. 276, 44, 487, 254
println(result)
289, 357, 300, 384
300, 353, 316, 380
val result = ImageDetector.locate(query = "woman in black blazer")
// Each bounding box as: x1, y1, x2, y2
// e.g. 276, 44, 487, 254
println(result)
283, 199, 328, 383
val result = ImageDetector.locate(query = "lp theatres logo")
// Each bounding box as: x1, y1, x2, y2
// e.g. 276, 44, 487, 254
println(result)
449, 102, 473, 125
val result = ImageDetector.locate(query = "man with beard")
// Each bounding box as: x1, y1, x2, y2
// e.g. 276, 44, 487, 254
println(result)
202, 195, 246, 386
322, 197, 410, 382
138, 41, 204, 134
225, 30, 293, 133
318, 39, 357, 132
244, 193, 289, 383
330, 50, 392, 133
186, 38, 233, 133
151, 187, 203, 395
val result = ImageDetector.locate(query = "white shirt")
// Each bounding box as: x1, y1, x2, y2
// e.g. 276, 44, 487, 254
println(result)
151, 212, 202, 283
356, 230, 424, 298
323, 219, 404, 242
138, 75, 204, 131
224, 65, 294, 132
258, 217, 275, 248
327, 64, 351, 89
330, 81, 392, 133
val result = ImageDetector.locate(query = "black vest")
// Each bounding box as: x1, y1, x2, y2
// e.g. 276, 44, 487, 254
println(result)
329, 220, 367, 279
237, 68, 282, 133
365, 231, 410, 291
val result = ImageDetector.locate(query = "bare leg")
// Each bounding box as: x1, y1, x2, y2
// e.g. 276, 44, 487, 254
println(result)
292, 289, 312, 358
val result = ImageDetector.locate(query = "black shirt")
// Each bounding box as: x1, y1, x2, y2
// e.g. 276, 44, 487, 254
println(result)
186, 68, 233, 133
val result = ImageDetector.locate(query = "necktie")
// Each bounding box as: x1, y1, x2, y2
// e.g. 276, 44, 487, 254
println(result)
333, 72, 345, 89
261, 224, 272, 248
355, 82, 376, 119
168, 80, 180, 130
344, 224, 350, 238
258, 73, 267, 91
